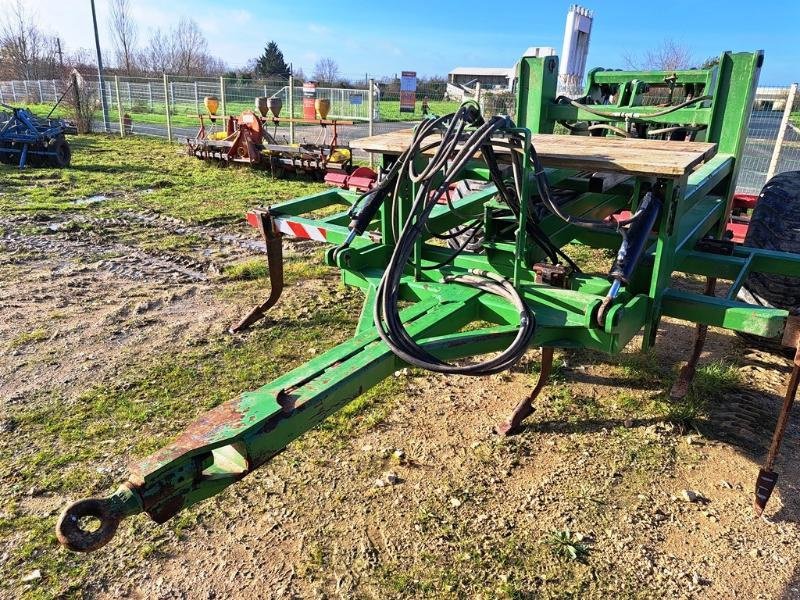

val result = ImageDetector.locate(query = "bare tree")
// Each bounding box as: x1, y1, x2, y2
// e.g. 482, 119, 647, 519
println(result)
137, 19, 224, 77
623, 39, 694, 71
110, 0, 137, 75
313, 57, 339, 84
0, 0, 58, 80
174, 17, 206, 76
141, 27, 175, 73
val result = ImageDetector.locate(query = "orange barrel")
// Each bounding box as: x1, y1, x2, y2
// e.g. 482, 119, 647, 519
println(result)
302, 81, 317, 119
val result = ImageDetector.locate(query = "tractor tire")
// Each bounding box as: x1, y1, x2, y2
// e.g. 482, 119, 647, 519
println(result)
737, 170, 800, 353
48, 136, 72, 168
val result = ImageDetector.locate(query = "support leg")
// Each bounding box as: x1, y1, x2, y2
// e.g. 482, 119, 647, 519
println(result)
230, 210, 284, 333
495, 347, 554, 436
669, 276, 717, 401
754, 315, 800, 516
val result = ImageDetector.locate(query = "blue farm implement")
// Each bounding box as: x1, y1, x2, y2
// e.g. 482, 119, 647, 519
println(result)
0, 103, 72, 168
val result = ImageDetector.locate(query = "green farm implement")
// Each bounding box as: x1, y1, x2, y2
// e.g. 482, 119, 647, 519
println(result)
58, 49, 800, 552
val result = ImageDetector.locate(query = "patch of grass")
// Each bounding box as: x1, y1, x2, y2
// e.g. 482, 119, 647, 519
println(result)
549, 385, 575, 417
616, 350, 664, 385
8, 327, 48, 348
318, 377, 404, 442
665, 360, 742, 424
546, 529, 590, 562
691, 360, 741, 398
378, 99, 461, 121
561, 242, 615, 273
222, 253, 330, 284
0, 134, 327, 222
223, 258, 268, 281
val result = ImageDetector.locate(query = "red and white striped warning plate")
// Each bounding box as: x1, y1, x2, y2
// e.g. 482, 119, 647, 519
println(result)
245, 211, 328, 242
273, 218, 327, 242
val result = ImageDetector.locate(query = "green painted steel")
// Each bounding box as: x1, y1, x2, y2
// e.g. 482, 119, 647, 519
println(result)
59, 49, 800, 551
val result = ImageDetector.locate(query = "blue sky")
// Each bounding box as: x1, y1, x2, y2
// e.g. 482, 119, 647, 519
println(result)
13, 0, 800, 84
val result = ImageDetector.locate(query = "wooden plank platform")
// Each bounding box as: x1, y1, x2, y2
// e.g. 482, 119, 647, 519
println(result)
350, 130, 717, 178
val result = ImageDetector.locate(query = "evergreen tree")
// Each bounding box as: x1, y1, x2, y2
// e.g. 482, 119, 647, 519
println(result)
254, 41, 290, 78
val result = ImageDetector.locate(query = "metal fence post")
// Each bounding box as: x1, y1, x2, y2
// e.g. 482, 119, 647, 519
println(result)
115, 75, 124, 137
37, 80, 43, 103
288, 75, 295, 144
0, 85, 4, 103
194, 81, 199, 114
12, 81, 17, 102
264, 84, 268, 98
148, 81, 153, 111
52, 80, 57, 102
220, 76, 226, 118
126, 81, 131, 106
163, 73, 172, 142
767, 83, 798, 181
169, 81, 175, 114
368, 78, 375, 168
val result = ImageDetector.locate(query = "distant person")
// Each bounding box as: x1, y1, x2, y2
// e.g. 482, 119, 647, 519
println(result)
421, 96, 430, 116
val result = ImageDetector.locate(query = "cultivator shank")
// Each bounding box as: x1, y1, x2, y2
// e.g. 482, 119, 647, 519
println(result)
59, 49, 800, 552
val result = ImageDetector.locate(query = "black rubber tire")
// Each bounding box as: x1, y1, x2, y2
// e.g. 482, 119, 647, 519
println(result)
48, 136, 72, 168
737, 171, 800, 352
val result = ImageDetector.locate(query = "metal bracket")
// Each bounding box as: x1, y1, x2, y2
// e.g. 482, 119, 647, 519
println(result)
532, 263, 571, 288
229, 208, 285, 333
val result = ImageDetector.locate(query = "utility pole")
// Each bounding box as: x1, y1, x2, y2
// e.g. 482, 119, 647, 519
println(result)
56, 37, 64, 69
90, 0, 110, 132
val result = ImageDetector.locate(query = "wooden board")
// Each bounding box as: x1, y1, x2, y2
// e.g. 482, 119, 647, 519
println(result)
350, 130, 717, 179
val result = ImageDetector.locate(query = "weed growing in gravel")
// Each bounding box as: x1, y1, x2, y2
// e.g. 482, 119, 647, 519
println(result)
546, 528, 589, 562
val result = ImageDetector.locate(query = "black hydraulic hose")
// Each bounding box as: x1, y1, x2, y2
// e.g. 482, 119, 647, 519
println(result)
374, 111, 537, 375
527, 141, 649, 232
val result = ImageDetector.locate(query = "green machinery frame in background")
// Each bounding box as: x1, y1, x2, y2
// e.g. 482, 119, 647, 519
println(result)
56, 50, 800, 552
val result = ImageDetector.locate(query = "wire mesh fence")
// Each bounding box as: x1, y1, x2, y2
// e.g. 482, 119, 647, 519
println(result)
2, 74, 799, 194
738, 85, 800, 193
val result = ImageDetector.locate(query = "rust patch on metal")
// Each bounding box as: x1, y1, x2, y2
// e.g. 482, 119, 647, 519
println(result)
130, 400, 247, 478
56, 498, 121, 553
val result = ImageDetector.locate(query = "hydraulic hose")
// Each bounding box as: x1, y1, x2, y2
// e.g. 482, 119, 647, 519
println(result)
373, 108, 537, 375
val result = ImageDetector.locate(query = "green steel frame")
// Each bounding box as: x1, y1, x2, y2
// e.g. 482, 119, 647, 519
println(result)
57, 50, 800, 552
